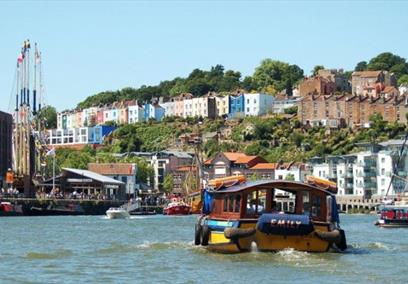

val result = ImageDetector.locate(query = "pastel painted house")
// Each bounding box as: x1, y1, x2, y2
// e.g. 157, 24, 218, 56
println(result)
215, 95, 229, 117
161, 99, 176, 117
228, 94, 245, 119
175, 93, 192, 117
244, 93, 274, 117
183, 96, 194, 118
128, 104, 144, 123
82, 107, 98, 127
144, 103, 165, 121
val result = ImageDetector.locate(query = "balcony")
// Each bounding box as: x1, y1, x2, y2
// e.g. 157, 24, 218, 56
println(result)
357, 171, 377, 178
363, 181, 377, 189
398, 171, 407, 177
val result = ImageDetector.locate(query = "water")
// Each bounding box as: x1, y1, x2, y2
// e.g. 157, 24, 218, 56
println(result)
1, 214, 408, 284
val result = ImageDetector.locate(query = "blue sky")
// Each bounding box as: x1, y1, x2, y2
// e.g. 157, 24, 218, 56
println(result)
0, 0, 407, 112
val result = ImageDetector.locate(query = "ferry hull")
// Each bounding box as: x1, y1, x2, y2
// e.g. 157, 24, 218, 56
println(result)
163, 205, 191, 215
205, 221, 333, 253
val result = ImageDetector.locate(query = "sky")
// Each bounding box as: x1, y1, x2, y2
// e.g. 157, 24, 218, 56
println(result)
0, 0, 407, 112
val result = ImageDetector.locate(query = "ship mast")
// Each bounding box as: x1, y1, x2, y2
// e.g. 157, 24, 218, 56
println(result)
12, 40, 47, 196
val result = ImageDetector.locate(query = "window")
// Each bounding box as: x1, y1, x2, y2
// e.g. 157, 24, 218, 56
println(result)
229, 195, 234, 212
381, 179, 385, 186
311, 195, 321, 217
223, 196, 228, 211
247, 107, 250, 112
381, 158, 385, 163
381, 168, 385, 175
302, 192, 310, 215
235, 195, 241, 212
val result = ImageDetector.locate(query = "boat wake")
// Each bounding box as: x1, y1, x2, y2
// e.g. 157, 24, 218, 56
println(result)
96, 241, 194, 255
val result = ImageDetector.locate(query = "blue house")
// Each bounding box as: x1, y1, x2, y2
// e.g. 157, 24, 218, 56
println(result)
88, 125, 116, 144
144, 103, 165, 121
228, 94, 245, 119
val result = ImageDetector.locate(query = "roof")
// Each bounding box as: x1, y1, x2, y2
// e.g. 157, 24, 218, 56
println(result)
214, 180, 332, 195
223, 152, 247, 161
176, 165, 196, 172
382, 86, 398, 94
250, 163, 277, 170
352, 71, 382, 78
159, 151, 193, 159
88, 163, 135, 175
234, 155, 259, 164
62, 168, 125, 185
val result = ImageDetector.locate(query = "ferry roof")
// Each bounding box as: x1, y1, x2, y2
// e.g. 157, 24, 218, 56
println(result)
213, 180, 333, 195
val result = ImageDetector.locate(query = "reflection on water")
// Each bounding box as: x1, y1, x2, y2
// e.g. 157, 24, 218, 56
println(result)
1, 214, 408, 283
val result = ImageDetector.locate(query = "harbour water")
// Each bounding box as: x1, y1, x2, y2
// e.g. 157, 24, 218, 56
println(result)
1, 214, 408, 283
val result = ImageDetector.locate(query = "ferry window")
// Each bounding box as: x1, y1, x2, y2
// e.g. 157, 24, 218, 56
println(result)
229, 195, 234, 212
223, 196, 228, 211
257, 190, 267, 213
246, 192, 256, 215
302, 192, 310, 215
311, 195, 321, 217
234, 195, 241, 212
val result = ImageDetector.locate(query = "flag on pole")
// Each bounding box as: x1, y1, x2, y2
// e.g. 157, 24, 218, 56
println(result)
17, 53, 23, 64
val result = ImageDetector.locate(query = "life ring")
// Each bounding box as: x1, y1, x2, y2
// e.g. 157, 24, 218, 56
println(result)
315, 229, 342, 244
224, 227, 256, 240
315, 229, 347, 251
201, 224, 210, 246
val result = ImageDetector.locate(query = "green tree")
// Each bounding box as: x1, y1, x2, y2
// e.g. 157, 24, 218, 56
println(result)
367, 52, 408, 78
163, 174, 174, 194
252, 59, 303, 95
354, 61, 367, 71
312, 65, 325, 76
398, 74, 408, 86
37, 105, 57, 129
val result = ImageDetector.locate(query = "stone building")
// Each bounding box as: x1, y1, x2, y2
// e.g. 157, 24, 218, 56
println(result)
298, 76, 336, 97
351, 70, 397, 96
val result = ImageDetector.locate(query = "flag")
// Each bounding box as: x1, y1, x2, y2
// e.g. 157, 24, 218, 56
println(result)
35, 51, 41, 64
17, 53, 23, 64
46, 148, 56, 157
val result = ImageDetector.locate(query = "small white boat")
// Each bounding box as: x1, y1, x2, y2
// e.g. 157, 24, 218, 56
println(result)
106, 207, 130, 219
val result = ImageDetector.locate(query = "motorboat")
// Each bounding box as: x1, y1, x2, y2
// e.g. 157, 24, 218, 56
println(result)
0, 202, 23, 217
375, 194, 408, 228
194, 176, 347, 253
106, 207, 130, 219
163, 200, 191, 215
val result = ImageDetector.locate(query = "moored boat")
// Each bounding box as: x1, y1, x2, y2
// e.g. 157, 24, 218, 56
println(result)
194, 176, 347, 253
375, 194, 408, 228
0, 202, 24, 217
106, 207, 130, 219
163, 200, 191, 215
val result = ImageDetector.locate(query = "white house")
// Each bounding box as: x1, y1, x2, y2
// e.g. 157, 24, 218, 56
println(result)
244, 93, 274, 117
183, 96, 194, 118
128, 105, 144, 124
161, 100, 176, 117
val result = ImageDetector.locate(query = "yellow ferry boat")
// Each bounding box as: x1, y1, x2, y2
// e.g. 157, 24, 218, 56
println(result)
194, 176, 347, 253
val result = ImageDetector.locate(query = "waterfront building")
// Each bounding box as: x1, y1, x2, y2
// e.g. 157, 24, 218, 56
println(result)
88, 163, 138, 197
274, 162, 308, 182
175, 93, 192, 117
0, 111, 12, 187
150, 151, 193, 191
47, 125, 116, 148
308, 139, 408, 197
203, 152, 267, 179
228, 94, 245, 119
118, 100, 135, 125
43, 168, 125, 200
128, 104, 144, 124
243, 93, 274, 117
